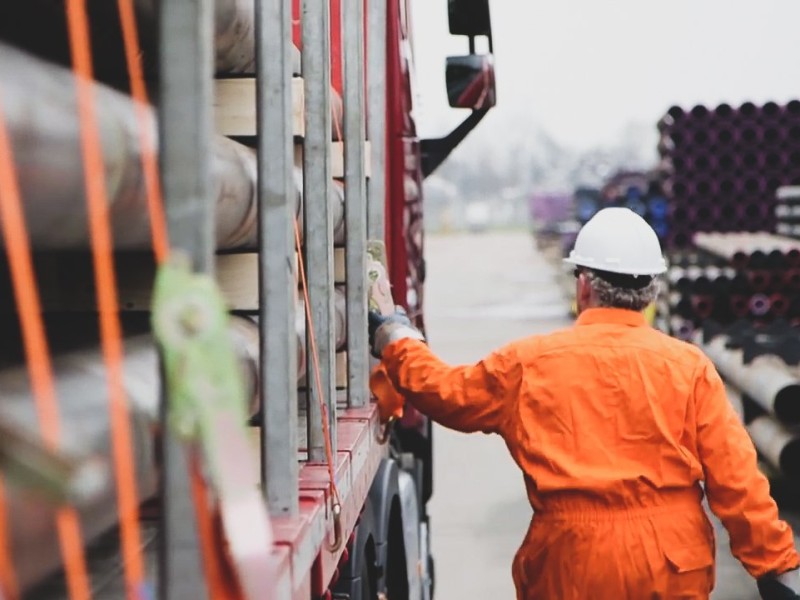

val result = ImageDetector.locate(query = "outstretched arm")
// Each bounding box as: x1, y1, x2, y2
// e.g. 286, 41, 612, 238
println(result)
378, 333, 523, 435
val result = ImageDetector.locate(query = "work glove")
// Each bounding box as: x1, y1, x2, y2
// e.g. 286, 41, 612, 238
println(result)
368, 307, 425, 358
758, 568, 800, 600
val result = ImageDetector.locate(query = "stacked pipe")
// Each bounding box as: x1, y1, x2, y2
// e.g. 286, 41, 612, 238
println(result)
694, 324, 800, 481
0, 42, 347, 250
573, 172, 669, 243
658, 101, 800, 249
0, 16, 346, 593
665, 233, 800, 339
776, 186, 800, 239
0, 304, 347, 589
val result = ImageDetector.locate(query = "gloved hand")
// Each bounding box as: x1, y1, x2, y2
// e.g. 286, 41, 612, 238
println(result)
368, 307, 425, 358
758, 568, 800, 600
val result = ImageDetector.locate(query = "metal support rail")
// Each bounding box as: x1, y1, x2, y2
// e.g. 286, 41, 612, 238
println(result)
302, 0, 337, 460
367, 0, 387, 240
157, 0, 214, 596
343, 0, 369, 407
256, 0, 299, 516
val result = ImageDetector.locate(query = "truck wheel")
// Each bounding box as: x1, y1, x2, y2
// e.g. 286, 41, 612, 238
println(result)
333, 498, 378, 600
384, 498, 409, 599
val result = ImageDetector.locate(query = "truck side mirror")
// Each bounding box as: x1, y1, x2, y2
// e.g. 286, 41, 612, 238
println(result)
421, 0, 497, 177
446, 54, 496, 110
448, 0, 492, 37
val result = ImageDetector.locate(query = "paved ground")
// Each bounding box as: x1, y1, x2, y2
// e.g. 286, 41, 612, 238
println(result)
421, 230, 798, 599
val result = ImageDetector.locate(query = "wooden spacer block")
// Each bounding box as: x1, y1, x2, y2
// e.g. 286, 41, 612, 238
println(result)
214, 77, 305, 137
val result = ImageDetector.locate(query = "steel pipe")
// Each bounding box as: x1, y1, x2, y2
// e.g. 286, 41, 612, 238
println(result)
693, 232, 800, 264
726, 387, 800, 480
141, 0, 301, 74
0, 42, 347, 250
0, 336, 158, 592
748, 293, 771, 316
0, 293, 348, 590
748, 415, 800, 480
694, 332, 800, 425
0, 41, 256, 250
769, 293, 790, 317
669, 316, 694, 341
0, 1, 301, 79
778, 186, 800, 202
730, 294, 751, 319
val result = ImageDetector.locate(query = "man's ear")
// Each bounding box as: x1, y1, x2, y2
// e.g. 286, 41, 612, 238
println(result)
576, 273, 592, 310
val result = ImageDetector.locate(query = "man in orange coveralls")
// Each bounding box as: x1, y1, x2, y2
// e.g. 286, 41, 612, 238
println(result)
368, 207, 799, 599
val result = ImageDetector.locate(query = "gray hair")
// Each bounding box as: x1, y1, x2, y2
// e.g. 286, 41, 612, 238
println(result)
584, 270, 659, 311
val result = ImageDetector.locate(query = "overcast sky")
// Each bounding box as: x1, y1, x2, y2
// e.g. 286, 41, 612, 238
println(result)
409, 0, 800, 155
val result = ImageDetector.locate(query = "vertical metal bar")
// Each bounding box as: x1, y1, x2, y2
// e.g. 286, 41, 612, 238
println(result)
157, 0, 214, 598
366, 0, 387, 241
302, 0, 337, 460
159, 4, 215, 273
343, 0, 368, 407
256, 0, 299, 516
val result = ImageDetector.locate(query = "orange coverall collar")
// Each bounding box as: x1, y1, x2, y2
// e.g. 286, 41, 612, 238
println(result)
575, 307, 648, 328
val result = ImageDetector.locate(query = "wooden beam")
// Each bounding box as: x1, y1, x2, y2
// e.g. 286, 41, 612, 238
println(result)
214, 77, 305, 137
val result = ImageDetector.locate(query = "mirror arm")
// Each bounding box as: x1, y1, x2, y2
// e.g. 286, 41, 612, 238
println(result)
420, 108, 490, 178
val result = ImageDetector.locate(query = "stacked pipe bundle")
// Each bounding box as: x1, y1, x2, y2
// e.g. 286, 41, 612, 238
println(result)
573, 171, 669, 242
694, 321, 800, 480
664, 232, 800, 340
658, 100, 800, 249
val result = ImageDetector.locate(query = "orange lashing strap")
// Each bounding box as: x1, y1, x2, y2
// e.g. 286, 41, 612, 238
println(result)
293, 219, 343, 551
189, 453, 241, 600
116, 0, 169, 264
0, 478, 19, 600
65, 1, 145, 595
0, 92, 92, 599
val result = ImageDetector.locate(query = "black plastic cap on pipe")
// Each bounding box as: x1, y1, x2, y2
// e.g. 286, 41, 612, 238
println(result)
714, 103, 734, 120
730, 295, 750, 318
779, 438, 800, 480
769, 294, 790, 317
739, 101, 759, 119
775, 385, 800, 425
762, 101, 782, 120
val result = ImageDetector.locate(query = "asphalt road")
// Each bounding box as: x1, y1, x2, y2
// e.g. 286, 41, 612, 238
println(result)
421, 230, 798, 600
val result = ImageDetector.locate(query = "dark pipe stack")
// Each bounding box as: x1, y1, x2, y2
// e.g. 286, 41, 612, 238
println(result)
668, 261, 800, 336
658, 100, 800, 249
664, 237, 800, 340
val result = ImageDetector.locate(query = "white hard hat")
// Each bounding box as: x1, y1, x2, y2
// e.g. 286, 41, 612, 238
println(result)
564, 207, 667, 275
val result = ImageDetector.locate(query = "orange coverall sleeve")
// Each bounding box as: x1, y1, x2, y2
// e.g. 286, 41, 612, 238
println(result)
694, 358, 799, 578
380, 338, 523, 435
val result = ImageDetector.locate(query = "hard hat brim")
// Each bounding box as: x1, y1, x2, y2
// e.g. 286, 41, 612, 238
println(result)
563, 255, 667, 276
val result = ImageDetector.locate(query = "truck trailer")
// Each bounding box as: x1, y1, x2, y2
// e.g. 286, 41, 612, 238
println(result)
0, 0, 497, 598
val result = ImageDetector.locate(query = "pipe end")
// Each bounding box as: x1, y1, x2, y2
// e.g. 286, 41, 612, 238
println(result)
775, 384, 800, 425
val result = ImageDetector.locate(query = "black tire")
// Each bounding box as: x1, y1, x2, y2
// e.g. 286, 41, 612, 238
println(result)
334, 500, 378, 600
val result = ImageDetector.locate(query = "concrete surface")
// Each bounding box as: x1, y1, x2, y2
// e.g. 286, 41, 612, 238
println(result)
421, 230, 797, 599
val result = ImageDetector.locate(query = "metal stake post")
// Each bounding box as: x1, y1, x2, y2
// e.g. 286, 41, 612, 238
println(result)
343, 0, 369, 406
366, 0, 387, 240
302, 0, 337, 460
157, 0, 214, 597
256, 0, 299, 516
